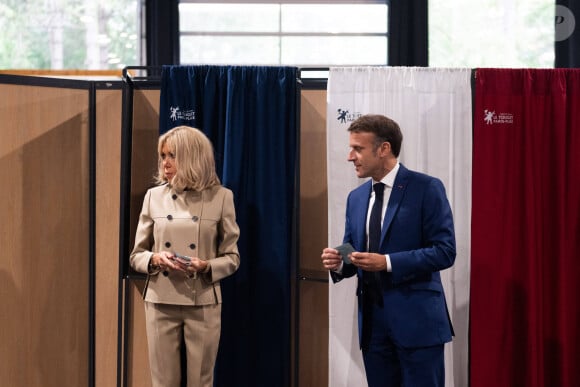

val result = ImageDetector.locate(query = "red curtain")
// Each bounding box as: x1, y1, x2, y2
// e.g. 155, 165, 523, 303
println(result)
471, 68, 580, 387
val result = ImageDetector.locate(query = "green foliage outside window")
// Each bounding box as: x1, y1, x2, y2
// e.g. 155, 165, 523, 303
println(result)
0, 0, 140, 70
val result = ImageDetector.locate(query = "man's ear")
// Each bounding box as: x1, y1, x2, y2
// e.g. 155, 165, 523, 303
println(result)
380, 141, 392, 156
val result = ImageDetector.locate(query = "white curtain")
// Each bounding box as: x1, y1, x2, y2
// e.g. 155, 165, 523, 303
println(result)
326, 67, 472, 387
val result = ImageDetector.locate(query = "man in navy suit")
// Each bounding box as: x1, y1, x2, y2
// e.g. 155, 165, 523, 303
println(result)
321, 114, 456, 387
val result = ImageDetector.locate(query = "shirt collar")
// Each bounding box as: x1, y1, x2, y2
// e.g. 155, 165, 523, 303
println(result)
373, 162, 400, 188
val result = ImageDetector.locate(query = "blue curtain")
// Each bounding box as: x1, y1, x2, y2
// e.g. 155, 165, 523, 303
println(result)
159, 65, 298, 386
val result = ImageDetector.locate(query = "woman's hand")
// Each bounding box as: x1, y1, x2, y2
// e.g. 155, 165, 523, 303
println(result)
185, 257, 210, 275
151, 251, 183, 272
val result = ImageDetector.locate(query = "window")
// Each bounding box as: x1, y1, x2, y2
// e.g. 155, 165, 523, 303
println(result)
429, 0, 555, 68
0, 0, 142, 70
178, 1, 388, 66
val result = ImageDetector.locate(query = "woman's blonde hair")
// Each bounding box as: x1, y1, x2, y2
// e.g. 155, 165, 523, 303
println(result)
155, 126, 221, 191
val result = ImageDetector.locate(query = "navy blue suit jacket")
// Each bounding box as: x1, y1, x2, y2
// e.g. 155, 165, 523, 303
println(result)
332, 164, 456, 349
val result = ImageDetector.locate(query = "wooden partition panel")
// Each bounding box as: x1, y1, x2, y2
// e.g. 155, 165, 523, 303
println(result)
95, 88, 123, 387
124, 88, 161, 387
0, 82, 90, 387
298, 280, 329, 386
297, 89, 329, 386
299, 89, 328, 277
94, 85, 160, 387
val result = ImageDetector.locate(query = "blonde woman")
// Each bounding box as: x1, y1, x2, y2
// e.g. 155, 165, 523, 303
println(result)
130, 125, 240, 387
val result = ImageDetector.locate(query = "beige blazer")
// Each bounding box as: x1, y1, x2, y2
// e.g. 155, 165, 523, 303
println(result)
130, 184, 240, 305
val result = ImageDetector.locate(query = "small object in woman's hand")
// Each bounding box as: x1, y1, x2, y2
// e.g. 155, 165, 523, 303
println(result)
173, 252, 192, 266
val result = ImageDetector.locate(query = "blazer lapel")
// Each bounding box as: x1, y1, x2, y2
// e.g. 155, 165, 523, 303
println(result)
352, 180, 373, 250
381, 165, 409, 242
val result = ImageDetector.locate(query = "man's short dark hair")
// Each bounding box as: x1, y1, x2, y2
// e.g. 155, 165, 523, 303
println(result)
347, 114, 403, 157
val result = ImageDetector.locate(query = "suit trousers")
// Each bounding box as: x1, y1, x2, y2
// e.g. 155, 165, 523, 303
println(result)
362, 302, 445, 387
144, 301, 222, 387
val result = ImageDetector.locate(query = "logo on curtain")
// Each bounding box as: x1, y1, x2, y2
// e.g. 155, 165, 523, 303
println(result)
556, 5, 575, 42
484, 109, 513, 125
169, 106, 196, 123
336, 108, 362, 124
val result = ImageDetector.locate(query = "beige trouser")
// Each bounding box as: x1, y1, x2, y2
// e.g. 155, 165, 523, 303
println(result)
144, 301, 222, 387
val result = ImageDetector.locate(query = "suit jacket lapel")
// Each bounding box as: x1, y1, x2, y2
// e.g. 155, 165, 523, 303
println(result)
353, 180, 372, 250
381, 165, 409, 242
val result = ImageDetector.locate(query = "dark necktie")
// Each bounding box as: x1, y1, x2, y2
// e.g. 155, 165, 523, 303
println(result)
365, 182, 384, 306
368, 182, 385, 253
